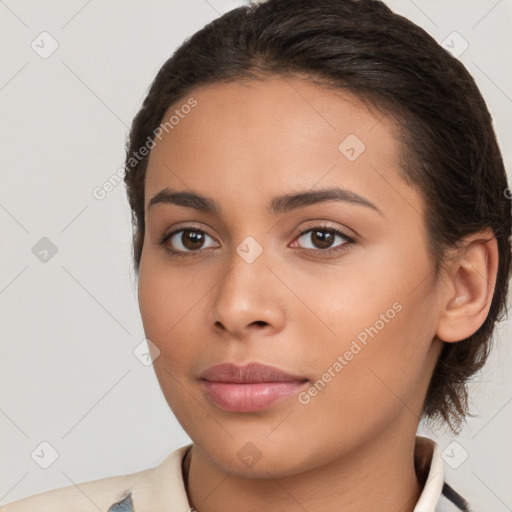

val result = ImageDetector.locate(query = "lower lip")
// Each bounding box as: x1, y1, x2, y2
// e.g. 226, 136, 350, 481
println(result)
201, 380, 308, 412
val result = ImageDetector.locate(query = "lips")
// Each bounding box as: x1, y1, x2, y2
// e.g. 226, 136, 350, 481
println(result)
199, 362, 307, 384
199, 362, 308, 412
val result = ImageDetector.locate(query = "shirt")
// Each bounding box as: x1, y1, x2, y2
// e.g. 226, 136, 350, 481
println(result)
0, 436, 470, 512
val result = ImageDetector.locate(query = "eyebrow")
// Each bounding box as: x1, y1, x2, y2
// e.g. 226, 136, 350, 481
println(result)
148, 187, 383, 217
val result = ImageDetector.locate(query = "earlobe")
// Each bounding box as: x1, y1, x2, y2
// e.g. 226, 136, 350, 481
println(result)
436, 228, 498, 343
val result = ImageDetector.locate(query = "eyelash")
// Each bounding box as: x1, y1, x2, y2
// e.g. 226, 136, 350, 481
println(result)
158, 223, 356, 258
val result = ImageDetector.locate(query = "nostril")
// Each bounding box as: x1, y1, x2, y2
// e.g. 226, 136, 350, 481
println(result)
215, 321, 226, 330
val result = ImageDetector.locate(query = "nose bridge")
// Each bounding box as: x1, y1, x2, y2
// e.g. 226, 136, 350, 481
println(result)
211, 237, 285, 337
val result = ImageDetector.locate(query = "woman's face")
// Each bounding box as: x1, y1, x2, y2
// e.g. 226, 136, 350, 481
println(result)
138, 76, 444, 476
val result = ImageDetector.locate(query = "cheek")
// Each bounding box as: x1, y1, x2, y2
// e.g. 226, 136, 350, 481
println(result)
138, 259, 189, 353
137, 254, 217, 380
294, 305, 432, 449
306, 247, 437, 401
139, 245, 192, 327
137, 261, 201, 415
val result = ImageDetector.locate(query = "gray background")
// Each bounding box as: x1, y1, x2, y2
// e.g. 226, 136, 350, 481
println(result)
0, 0, 511, 509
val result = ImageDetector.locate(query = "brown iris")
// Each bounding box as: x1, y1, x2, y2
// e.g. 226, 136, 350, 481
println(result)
180, 230, 205, 250
310, 229, 335, 249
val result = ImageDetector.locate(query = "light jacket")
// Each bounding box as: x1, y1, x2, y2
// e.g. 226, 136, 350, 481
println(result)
0, 436, 470, 511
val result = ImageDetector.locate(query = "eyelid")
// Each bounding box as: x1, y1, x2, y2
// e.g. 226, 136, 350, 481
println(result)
160, 223, 219, 254
291, 223, 356, 253
161, 221, 215, 240
295, 220, 358, 240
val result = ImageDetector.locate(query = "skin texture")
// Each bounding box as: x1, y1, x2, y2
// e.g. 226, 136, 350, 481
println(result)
137, 76, 498, 512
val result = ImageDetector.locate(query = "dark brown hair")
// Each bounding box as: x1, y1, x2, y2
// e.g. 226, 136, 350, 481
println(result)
123, 0, 511, 432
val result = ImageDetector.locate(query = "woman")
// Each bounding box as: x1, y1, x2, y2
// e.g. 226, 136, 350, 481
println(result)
2, 0, 510, 510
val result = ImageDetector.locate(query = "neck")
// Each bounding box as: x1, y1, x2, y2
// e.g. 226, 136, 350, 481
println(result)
182, 427, 423, 512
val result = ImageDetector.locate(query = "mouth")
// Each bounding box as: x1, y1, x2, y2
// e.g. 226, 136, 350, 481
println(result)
199, 362, 309, 412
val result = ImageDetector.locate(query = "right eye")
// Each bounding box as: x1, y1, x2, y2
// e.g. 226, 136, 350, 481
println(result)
159, 226, 219, 257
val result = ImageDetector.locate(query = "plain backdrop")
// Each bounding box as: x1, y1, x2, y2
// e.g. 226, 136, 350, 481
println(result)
1, 0, 511, 509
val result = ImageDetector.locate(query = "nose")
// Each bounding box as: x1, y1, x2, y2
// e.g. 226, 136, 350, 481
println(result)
210, 247, 286, 340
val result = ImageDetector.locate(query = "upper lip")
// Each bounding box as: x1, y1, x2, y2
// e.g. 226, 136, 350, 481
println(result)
200, 362, 308, 383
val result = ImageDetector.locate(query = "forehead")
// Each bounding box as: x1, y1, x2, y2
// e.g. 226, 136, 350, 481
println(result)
144, 76, 423, 223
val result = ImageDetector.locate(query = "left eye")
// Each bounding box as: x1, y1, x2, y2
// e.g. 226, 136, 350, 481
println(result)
163, 228, 218, 253
292, 226, 354, 251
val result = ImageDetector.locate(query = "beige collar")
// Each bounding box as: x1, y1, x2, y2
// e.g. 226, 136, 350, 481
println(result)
0, 436, 445, 511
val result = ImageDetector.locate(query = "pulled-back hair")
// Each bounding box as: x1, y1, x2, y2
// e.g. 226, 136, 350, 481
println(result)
124, 0, 511, 432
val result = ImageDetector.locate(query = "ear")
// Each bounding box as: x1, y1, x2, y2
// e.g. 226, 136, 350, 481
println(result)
436, 228, 499, 343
